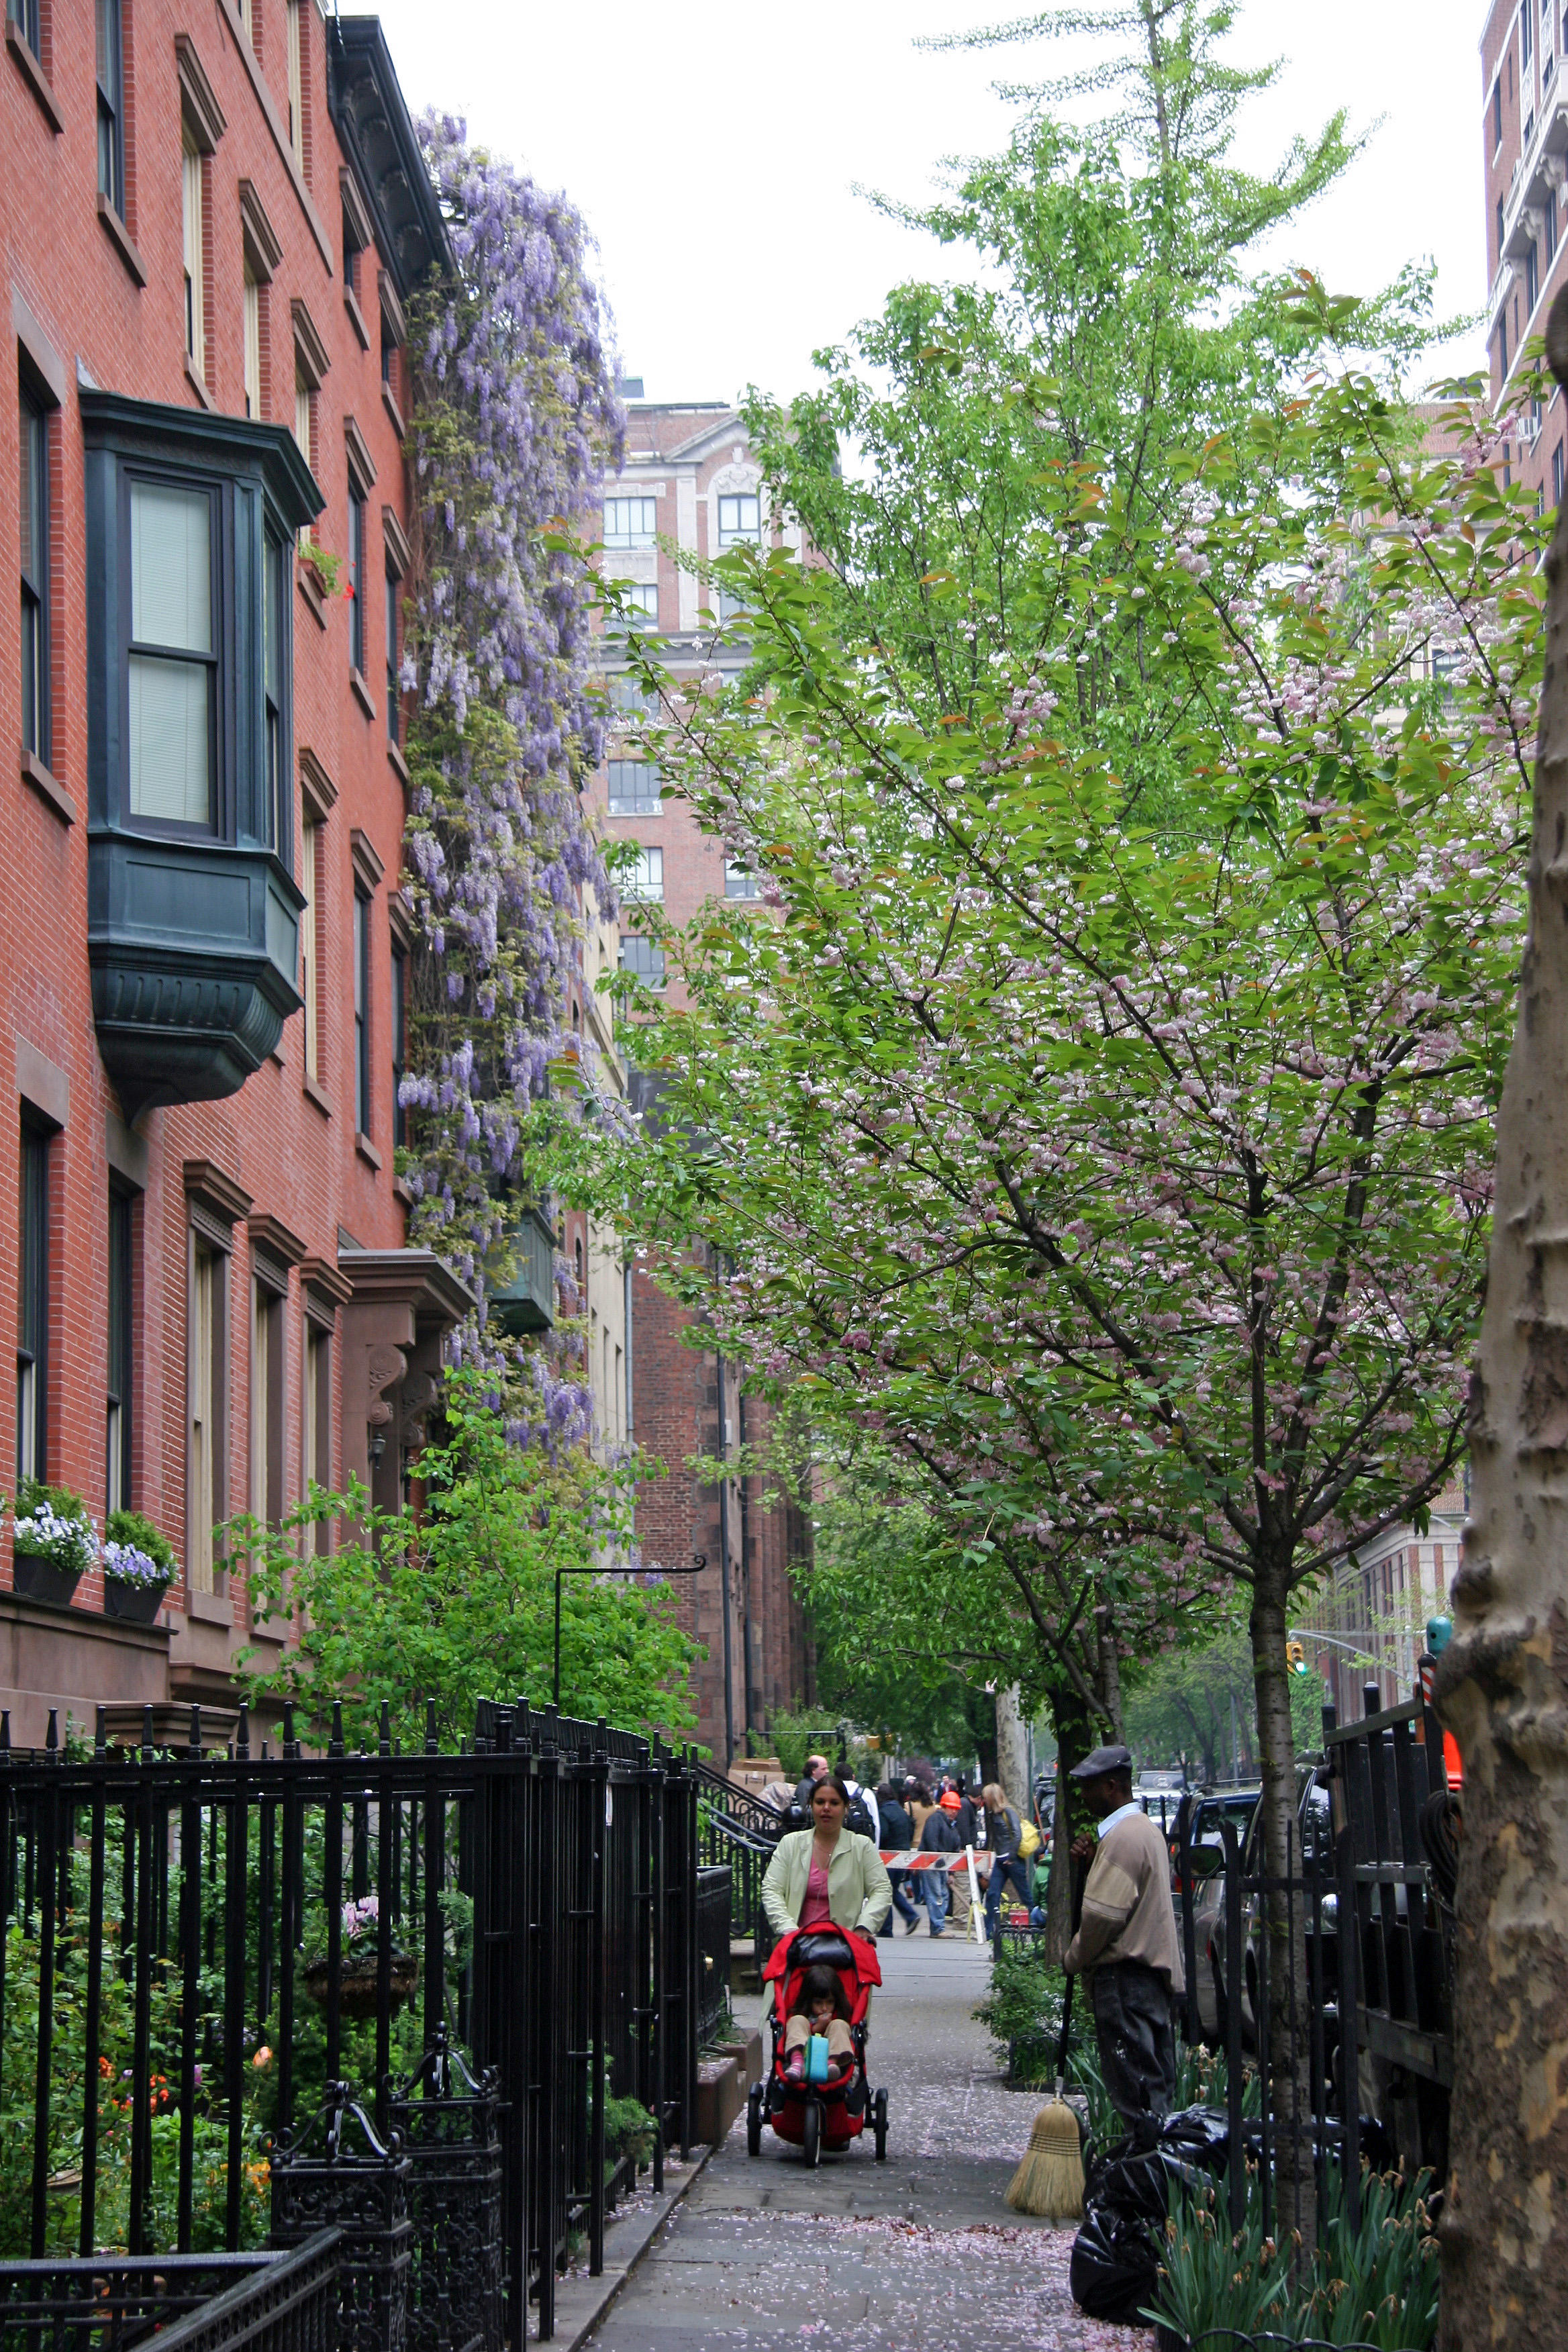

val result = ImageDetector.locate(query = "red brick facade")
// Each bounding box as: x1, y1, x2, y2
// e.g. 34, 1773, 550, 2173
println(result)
587, 401, 815, 1761
1, 3, 460, 1741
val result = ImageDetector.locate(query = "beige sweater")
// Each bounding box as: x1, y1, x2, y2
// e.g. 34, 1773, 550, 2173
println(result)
1063, 1808, 1185, 1993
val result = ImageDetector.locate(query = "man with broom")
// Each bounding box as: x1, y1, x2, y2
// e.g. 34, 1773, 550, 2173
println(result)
1006, 1744, 1185, 2220
1064, 1744, 1184, 2145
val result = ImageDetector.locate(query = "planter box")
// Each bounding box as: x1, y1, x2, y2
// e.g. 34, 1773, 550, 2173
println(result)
714, 2031, 764, 2092
694, 2053, 742, 2146
105, 1579, 168, 1624
11, 1553, 81, 1609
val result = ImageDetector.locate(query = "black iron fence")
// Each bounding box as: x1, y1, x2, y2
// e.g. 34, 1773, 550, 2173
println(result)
0, 2231, 341, 2352
0, 1696, 706, 2347
1173, 1664, 1455, 2244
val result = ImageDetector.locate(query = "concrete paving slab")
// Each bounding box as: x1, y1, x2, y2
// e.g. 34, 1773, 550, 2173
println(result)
579, 1931, 1152, 2351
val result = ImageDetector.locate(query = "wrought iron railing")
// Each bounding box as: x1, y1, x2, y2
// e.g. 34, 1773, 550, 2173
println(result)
0, 1698, 701, 2347
0, 2231, 341, 2352
695, 1865, 732, 2046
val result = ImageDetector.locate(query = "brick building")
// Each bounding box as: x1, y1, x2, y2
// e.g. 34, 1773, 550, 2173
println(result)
0, 2, 480, 1741
1483, 0, 1568, 501
587, 396, 815, 1761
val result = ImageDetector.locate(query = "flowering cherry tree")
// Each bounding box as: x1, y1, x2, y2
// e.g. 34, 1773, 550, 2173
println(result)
593, 345, 1541, 2186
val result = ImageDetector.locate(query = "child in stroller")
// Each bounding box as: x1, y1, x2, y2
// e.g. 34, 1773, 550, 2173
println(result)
747, 1926, 889, 2167
783, 1962, 855, 2086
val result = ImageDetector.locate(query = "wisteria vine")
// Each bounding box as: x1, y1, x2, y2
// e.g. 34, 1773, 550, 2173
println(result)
398, 117, 624, 1445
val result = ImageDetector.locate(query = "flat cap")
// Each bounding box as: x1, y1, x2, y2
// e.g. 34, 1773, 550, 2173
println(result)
1069, 1744, 1133, 1781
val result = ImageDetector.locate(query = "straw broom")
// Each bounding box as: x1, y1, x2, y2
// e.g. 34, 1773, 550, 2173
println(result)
1006, 1854, 1085, 2222
1005, 1972, 1085, 2219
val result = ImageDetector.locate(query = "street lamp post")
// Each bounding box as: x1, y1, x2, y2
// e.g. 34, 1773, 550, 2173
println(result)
552, 1551, 709, 1710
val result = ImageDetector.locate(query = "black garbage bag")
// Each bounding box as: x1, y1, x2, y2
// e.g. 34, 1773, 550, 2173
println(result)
1157, 2104, 1231, 2173
1068, 2196, 1162, 2329
1071, 2145, 1206, 2329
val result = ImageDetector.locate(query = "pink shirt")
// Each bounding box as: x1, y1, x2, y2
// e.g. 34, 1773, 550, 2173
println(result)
800, 1854, 832, 1926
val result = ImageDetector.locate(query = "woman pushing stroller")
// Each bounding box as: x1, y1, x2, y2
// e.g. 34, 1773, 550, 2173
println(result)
761, 1772, 892, 1943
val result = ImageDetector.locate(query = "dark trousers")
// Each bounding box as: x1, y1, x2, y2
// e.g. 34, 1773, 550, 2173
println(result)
1089, 1960, 1177, 2137
880, 1871, 920, 1934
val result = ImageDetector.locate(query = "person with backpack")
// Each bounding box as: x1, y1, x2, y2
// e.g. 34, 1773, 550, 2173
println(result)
840, 1774, 880, 1845
979, 1781, 1032, 1943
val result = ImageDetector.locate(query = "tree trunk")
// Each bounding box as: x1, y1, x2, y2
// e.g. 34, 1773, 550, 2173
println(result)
1042, 1679, 1097, 1967
1434, 288, 1568, 2347
995, 1682, 1030, 1812
1251, 1563, 1316, 2255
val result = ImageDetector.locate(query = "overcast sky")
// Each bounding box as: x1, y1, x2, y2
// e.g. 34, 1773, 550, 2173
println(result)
371, 0, 1487, 407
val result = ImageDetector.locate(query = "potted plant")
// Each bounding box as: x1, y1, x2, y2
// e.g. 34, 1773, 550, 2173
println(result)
101, 1510, 177, 1624
303, 1895, 418, 2019
11, 1479, 97, 1608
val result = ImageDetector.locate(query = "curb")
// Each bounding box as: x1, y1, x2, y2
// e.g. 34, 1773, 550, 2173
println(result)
548, 2139, 719, 2349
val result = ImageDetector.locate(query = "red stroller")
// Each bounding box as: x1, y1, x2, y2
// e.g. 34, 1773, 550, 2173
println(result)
746, 1926, 889, 2167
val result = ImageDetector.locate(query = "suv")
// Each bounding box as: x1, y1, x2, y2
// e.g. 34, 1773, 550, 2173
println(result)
1179, 1774, 1338, 2069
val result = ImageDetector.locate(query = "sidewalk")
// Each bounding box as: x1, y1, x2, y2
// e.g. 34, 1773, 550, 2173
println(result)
579, 1930, 1150, 2351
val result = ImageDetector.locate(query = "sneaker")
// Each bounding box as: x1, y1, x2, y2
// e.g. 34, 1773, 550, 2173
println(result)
903, 1913, 920, 1934
785, 2052, 805, 2085
928, 1927, 944, 1937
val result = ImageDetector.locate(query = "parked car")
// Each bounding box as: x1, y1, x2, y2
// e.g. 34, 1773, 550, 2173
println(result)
1179, 1773, 1338, 2075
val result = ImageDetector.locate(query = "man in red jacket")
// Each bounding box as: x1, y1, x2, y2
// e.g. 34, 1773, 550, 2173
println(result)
1065, 1745, 1184, 2144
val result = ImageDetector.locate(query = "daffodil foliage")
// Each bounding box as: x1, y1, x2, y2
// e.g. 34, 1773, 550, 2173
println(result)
599, 359, 1540, 1781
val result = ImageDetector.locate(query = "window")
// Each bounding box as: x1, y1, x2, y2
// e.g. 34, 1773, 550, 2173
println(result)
128, 479, 216, 830
301, 1318, 331, 1533
8, 0, 39, 62
391, 942, 407, 1146
354, 887, 371, 1134
264, 532, 287, 850
725, 860, 761, 899
609, 672, 656, 717
107, 1185, 134, 1511
624, 844, 663, 900
244, 267, 261, 419
1551, 191, 1561, 264
619, 934, 665, 985
1500, 313, 1510, 379
1555, 439, 1565, 505
1524, 0, 1534, 68
187, 1235, 226, 1591
1495, 75, 1505, 152
96, 0, 124, 215
628, 581, 659, 626
603, 495, 657, 548
385, 565, 400, 742
607, 759, 660, 814
300, 818, 320, 1076
19, 380, 50, 768
183, 129, 205, 373
717, 492, 761, 547
1528, 240, 1540, 311
286, 0, 305, 170
348, 480, 366, 677
718, 586, 752, 625
16, 1120, 49, 1485
251, 1273, 284, 1525
1498, 195, 1507, 273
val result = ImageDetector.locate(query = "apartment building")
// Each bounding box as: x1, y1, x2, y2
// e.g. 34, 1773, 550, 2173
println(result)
587, 395, 814, 1761
0, 3, 469, 1742
1290, 1489, 1467, 1720
1484, 0, 1568, 501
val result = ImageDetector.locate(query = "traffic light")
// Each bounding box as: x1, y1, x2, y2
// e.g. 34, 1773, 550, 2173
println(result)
1287, 1640, 1310, 1677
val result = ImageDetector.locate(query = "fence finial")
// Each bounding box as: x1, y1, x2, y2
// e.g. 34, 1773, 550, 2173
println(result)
380, 1700, 392, 1757
95, 1704, 107, 1758
141, 1702, 154, 1756
189, 1704, 203, 1756
283, 1702, 297, 1759
46, 1708, 58, 1754
330, 1700, 345, 1758
237, 1699, 251, 1759
426, 1698, 438, 1755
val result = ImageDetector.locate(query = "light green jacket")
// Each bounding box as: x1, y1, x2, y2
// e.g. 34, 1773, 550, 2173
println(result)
761, 1828, 892, 1941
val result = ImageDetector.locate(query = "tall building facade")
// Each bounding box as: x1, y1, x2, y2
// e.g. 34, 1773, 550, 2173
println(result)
0, 4, 473, 1742
1484, 0, 1568, 502
587, 397, 815, 1761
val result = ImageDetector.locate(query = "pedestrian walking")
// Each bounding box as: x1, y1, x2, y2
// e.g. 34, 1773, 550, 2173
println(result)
791, 1753, 830, 1820
980, 1781, 1032, 1943
918, 1795, 961, 1934
1063, 1745, 1184, 2145
874, 1781, 920, 1934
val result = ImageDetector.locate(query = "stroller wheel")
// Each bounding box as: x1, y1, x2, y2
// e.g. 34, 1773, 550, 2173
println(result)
873, 2087, 888, 2161
746, 2083, 763, 2159
803, 2097, 822, 2169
